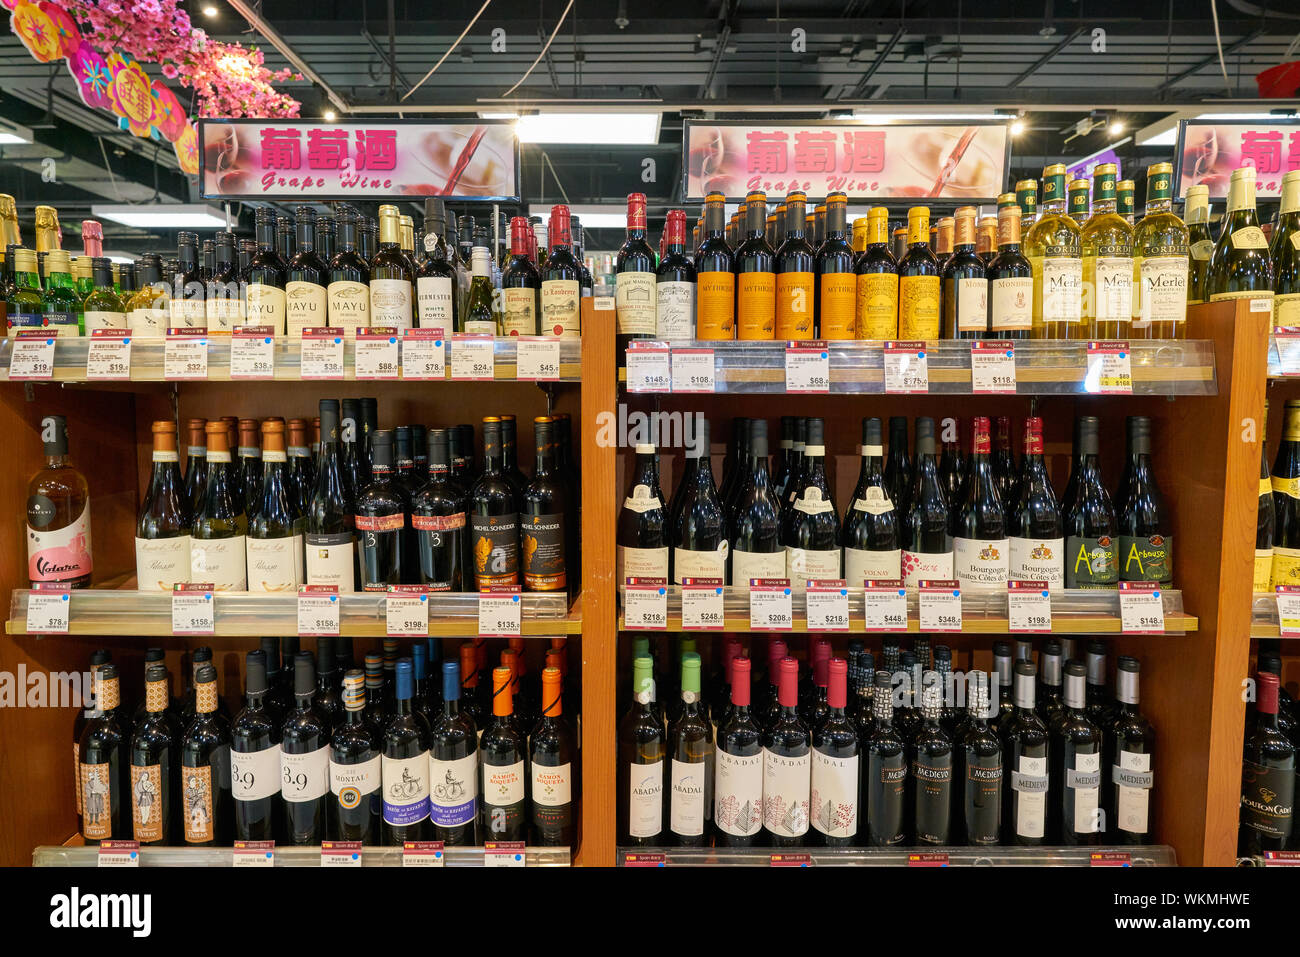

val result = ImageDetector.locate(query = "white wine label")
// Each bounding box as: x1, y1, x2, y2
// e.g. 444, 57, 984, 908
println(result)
169, 298, 207, 329
369, 278, 414, 330
382, 751, 430, 825
502, 287, 537, 336
429, 752, 479, 825
844, 547, 901, 586
1190, 239, 1214, 261
130, 307, 169, 337
135, 535, 191, 591
902, 549, 954, 587
784, 547, 841, 589
811, 749, 859, 838
714, 748, 763, 837
669, 758, 708, 836
956, 276, 988, 333
246, 534, 303, 593
616, 271, 657, 335
673, 544, 728, 583
1012, 754, 1048, 839
618, 545, 669, 584
1114, 750, 1152, 835
541, 279, 581, 338
416, 275, 455, 336
1138, 256, 1188, 326
793, 487, 835, 515
953, 537, 1009, 592
730, 548, 786, 583
531, 761, 571, 808
1042, 258, 1083, 326
762, 748, 810, 837
327, 280, 371, 333
281, 746, 330, 802
206, 295, 245, 333
1009, 537, 1065, 591
243, 284, 286, 335
627, 760, 664, 838
852, 486, 894, 515
1230, 226, 1269, 250
1093, 257, 1133, 324
622, 484, 662, 513
991, 276, 1033, 332
28, 505, 93, 585
329, 755, 380, 806
306, 535, 355, 592
285, 281, 327, 335
1070, 751, 1103, 834
656, 280, 696, 339
483, 759, 525, 807
190, 535, 247, 591
84, 310, 128, 332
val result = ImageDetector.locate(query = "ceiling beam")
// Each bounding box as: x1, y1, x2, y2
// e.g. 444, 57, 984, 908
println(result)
1007, 26, 1086, 88
698, 0, 742, 100
846, 27, 904, 98
1155, 29, 1265, 92
360, 29, 414, 91
225, 0, 352, 112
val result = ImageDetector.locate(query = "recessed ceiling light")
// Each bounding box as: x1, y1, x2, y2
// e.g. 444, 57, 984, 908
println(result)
1109, 120, 1125, 136
1010, 119, 1025, 136
323, 109, 337, 122
202, 4, 218, 16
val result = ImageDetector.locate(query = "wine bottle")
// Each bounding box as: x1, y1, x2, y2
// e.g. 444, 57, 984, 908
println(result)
136, 420, 192, 591
735, 190, 777, 340
780, 417, 841, 588
775, 190, 816, 340
719, 416, 750, 514
313, 635, 343, 732
774, 417, 804, 509
1065, 416, 1119, 589
1116, 416, 1172, 585
327, 207, 371, 335
522, 417, 569, 593
951, 416, 1009, 592
239, 209, 285, 334
1207, 164, 1275, 304
191, 420, 247, 591
1037, 639, 1066, 730
911, 675, 954, 845
525, 665, 572, 847
760, 657, 810, 846
844, 417, 902, 585
655, 208, 696, 339
416, 197, 458, 336
183, 417, 208, 520
809, 657, 859, 845
468, 418, 520, 588
371, 204, 415, 330
856, 207, 899, 339
799, 638, 832, 732
540, 204, 583, 338
500, 215, 541, 336
1081, 163, 1135, 339
231, 650, 282, 842
991, 416, 1018, 506
327, 669, 381, 842
893, 206, 940, 339
412, 428, 468, 591
1001, 661, 1049, 845
667, 653, 713, 846
355, 429, 409, 591
1273, 401, 1300, 587
615, 192, 658, 352
866, 669, 907, 845
1050, 660, 1103, 844
245, 419, 304, 592
306, 399, 357, 592
233, 418, 260, 515
1026, 164, 1084, 339
1258, 403, 1276, 592
27, 414, 93, 588
168, 230, 206, 330
669, 419, 728, 584
617, 443, 669, 587
1240, 670, 1294, 856
987, 200, 1034, 338
883, 416, 913, 520
79, 664, 129, 841
619, 655, 666, 844
1107, 656, 1155, 844
695, 191, 736, 340
381, 658, 431, 844
287, 418, 315, 516
1185, 184, 1214, 304
285, 206, 328, 336
944, 206, 989, 339
279, 651, 329, 844
815, 192, 856, 339
129, 663, 179, 845
481, 665, 528, 842
1006, 416, 1064, 590
420, 657, 478, 845
956, 672, 1002, 845
938, 419, 965, 507
181, 663, 232, 845
713, 655, 763, 845
903, 417, 953, 586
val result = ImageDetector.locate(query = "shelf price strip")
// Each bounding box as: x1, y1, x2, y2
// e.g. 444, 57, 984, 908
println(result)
624, 852, 666, 867
1085, 340, 1132, 395
402, 841, 445, 867
626, 341, 671, 393
971, 340, 1016, 394
300, 328, 345, 379
749, 578, 793, 631
484, 840, 526, 867
670, 347, 715, 393
918, 580, 962, 632
8, 330, 56, 380
884, 341, 929, 394
1007, 580, 1052, 633
805, 579, 850, 632
785, 340, 830, 393
163, 328, 208, 380
680, 577, 725, 630
26, 582, 70, 634
321, 840, 362, 867
386, 584, 429, 637
450, 334, 495, 381
230, 326, 276, 379
1276, 585, 1300, 637
516, 336, 562, 380
863, 579, 909, 632
85, 329, 132, 380
298, 584, 340, 636
624, 577, 668, 630
1118, 581, 1165, 634
97, 840, 140, 868
355, 328, 400, 380
232, 840, 274, 868
401, 329, 446, 380
478, 585, 522, 636
171, 583, 215, 635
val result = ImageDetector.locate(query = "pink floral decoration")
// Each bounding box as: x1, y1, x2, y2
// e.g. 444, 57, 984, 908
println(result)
66, 39, 112, 109
173, 122, 199, 174
37, 0, 78, 56
150, 78, 187, 142
10, 0, 61, 62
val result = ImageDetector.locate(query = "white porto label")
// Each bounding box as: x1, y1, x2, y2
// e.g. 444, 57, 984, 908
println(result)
285, 281, 327, 336
991, 276, 1033, 332
483, 759, 525, 807
429, 752, 479, 826
669, 758, 709, 836
1070, 751, 1102, 834
730, 548, 786, 583
281, 746, 330, 802
953, 537, 1009, 592
902, 549, 954, 587
1138, 256, 1188, 326
306, 535, 355, 592
714, 748, 763, 837
369, 278, 414, 330
627, 760, 664, 838
231, 744, 282, 801
246, 534, 303, 593
673, 543, 728, 584
329, 754, 380, 806
811, 749, 859, 838
84, 310, 128, 332
416, 275, 455, 336
1042, 258, 1083, 326
531, 761, 572, 808
1009, 537, 1065, 591
135, 535, 191, 591
1013, 754, 1048, 839
784, 547, 841, 589
655, 280, 696, 339
190, 535, 247, 591
617, 545, 669, 584
1093, 257, 1133, 325
956, 276, 989, 333
844, 546, 901, 585
381, 751, 430, 825
762, 748, 810, 837
1115, 750, 1152, 835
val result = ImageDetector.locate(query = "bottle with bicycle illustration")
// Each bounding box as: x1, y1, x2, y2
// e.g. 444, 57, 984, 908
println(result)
380, 658, 431, 844
429, 658, 479, 846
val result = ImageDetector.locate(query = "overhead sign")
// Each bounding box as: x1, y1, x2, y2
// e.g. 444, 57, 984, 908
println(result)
683, 120, 1010, 202
198, 119, 519, 201
1175, 119, 1300, 199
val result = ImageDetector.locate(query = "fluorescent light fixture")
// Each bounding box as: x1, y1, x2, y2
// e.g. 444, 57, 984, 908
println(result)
0, 120, 34, 145
1195, 112, 1297, 120
477, 112, 519, 120
1138, 127, 1178, 147
850, 112, 1006, 123
515, 112, 661, 145
92, 204, 231, 229
561, 205, 626, 229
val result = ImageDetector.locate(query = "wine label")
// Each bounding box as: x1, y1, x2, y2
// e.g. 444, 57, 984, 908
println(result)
1008, 537, 1065, 591
1065, 535, 1118, 589
1119, 534, 1172, 584
541, 279, 581, 337
1138, 256, 1188, 326
851, 486, 895, 515
464, 319, 496, 336
416, 275, 455, 336
1276, 293, 1300, 327
898, 274, 940, 339
674, 543, 728, 584
169, 298, 207, 329
206, 295, 245, 333
730, 547, 785, 583
135, 534, 191, 591
616, 271, 657, 335
1114, 751, 1153, 835
232, 744, 282, 801
191, 535, 247, 591
1210, 288, 1273, 303
902, 549, 954, 587
130, 763, 164, 842
714, 748, 763, 836
1274, 475, 1300, 500
655, 280, 696, 340
1041, 258, 1083, 327
330, 755, 380, 811
1273, 546, 1300, 588
327, 280, 371, 333
42, 311, 79, 336
845, 547, 901, 585
246, 534, 303, 592
990, 276, 1033, 332
762, 748, 810, 837
623, 485, 662, 513
369, 278, 414, 330
241, 283, 286, 335
84, 310, 128, 332
736, 272, 776, 339
953, 537, 1009, 592
522, 512, 566, 591
130, 306, 168, 337
956, 276, 989, 333
870, 753, 908, 845
80, 762, 113, 840
1230, 226, 1269, 250
470, 514, 519, 588
281, 746, 330, 802
696, 272, 735, 339
306, 532, 356, 592
775, 272, 816, 339
965, 756, 1003, 845
1012, 754, 1048, 839
1190, 239, 1214, 261
382, 751, 430, 825
27, 505, 92, 584
785, 547, 841, 589
912, 753, 953, 844
1256, 547, 1275, 592
502, 287, 537, 336
627, 760, 664, 838
669, 758, 709, 837
793, 486, 835, 515
819, 273, 856, 339
532, 761, 572, 808
856, 272, 899, 339
1092, 257, 1133, 325
810, 749, 859, 838
617, 545, 669, 585
182, 762, 217, 843
285, 281, 327, 335
1068, 751, 1103, 834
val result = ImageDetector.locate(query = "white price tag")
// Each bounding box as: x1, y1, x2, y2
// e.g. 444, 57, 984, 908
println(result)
26, 583, 70, 634
1086, 340, 1133, 394
321, 841, 362, 867
230, 327, 275, 379
626, 342, 671, 393
624, 577, 668, 630
680, 577, 725, 630
478, 586, 522, 636
163, 329, 208, 380
9, 331, 56, 380
300, 328, 345, 379
401, 329, 447, 379
403, 841, 446, 867
484, 841, 527, 867
450, 334, 496, 380
85, 330, 132, 380
298, 584, 341, 636
785, 341, 830, 393
919, 580, 962, 632
971, 340, 1017, 394
884, 341, 929, 394
355, 328, 400, 380
171, 583, 215, 635
386, 584, 429, 637
96, 840, 140, 868
1007, 580, 1052, 633
863, 579, 909, 632
671, 348, 715, 393
1277, 585, 1300, 637
748, 578, 793, 631
806, 579, 850, 631
1277, 328, 1300, 376
516, 336, 561, 380
1118, 581, 1164, 633
233, 841, 275, 867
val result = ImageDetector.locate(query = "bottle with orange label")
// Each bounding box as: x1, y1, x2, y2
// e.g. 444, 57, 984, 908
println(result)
736, 191, 776, 340
855, 207, 898, 340
775, 191, 816, 340
816, 192, 856, 339
897, 207, 942, 340
695, 192, 736, 340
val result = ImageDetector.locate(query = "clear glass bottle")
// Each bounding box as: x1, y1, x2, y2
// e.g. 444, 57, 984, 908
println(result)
1273, 170, 1300, 327
1132, 162, 1190, 338
1026, 164, 1084, 339
1207, 165, 1274, 305
1081, 163, 1134, 339
27, 413, 92, 588
1184, 184, 1213, 305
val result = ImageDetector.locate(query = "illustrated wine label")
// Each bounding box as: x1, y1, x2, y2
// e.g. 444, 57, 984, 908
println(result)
655, 280, 696, 339
953, 537, 1010, 592
627, 760, 664, 838
1138, 256, 1188, 325
169, 297, 207, 329
130, 763, 164, 843
695, 271, 736, 339
736, 272, 775, 339
810, 750, 859, 838
912, 754, 953, 844
502, 287, 537, 336
1011, 754, 1048, 839
955, 276, 989, 333
369, 278, 414, 330
1009, 537, 1065, 590
541, 279, 581, 337
416, 275, 454, 336
522, 512, 566, 591
206, 293, 245, 333
855, 272, 899, 339
898, 274, 940, 339
615, 271, 657, 335
991, 276, 1033, 332
714, 748, 763, 837
1119, 534, 1172, 584
231, 744, 282, 801
245, 535, 303, 592
1113, 750, 1153, 835
762, 748, 810, 837
775, 272, 816, 339
425, 752, 478, 827
669, 758, 708, 837
130, 306, 169, 337
80, 762, 112, 840
281, 746, 330, 802
182, 763, 216, 843
27, 504, 92, 583
844, 547, 901, 585
818, 273, 856, 339
1230, 226, 1269, 250
381, 751, 430, 825
135, 534, 191, 591
902, 549, 954, 587
730, 547, 785, 583
327, 280, 371, 333
531, 761, 572, 831
285, 281, 327, 335
470, 513, 520, 587
306, 532, 356, 592
1065, 535, 1118, 589
784, 547, 841, 588
190, 535, 248, 591
617, 545, 669, 586
84, 310, 128, 332
673, 543, 728, 584
329, 755, 380, 814
1041, 258, 1083, 327
1067, 751, 1103, 834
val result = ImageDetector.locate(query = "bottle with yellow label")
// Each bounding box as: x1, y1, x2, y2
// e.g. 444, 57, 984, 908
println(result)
1026, 164, 1084, 339
735, 190, 776, 340
1273, 170, 1300, 327
1184, 185, 1213, 305
943, 206, 988, 339
855, 207, 898, 340
897, 207, 941, 340
1271, 399, 1300, 588
1258, 398, 1275, 592
1081, 163, 1135, 339
128, 254, 170, 337
1207, 166, 1274, 304
1132, 162, 1189, 338
774, 191, 815, 340
816, 192, 856, 339
695, 191, 735, 340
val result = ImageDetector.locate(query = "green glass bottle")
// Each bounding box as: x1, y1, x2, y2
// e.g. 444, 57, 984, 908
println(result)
41, 249, 82, 336
82, 257, 128, 332
1207, 165, 1275, 305
1117, 180, 1136, 225
1131, 163, 1189, 339
1081, 164, 1134, 339
1015, 179, 1039, 231
461, 246, 499, 335
73, 256, 94, 301
1026, 164, 1084, 339
6, 247, 44, 334
1184, 185, 1213, 305
1273, 170, 1300, 328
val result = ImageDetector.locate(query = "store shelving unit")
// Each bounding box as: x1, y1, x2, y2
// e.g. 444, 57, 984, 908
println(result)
32, 844, 571, 867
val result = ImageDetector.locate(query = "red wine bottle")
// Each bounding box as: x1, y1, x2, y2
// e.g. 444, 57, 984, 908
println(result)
714, 656, 763, 846
950, 416, 1009, 592
761, 657, 810, 846
810, 657, 859, 846
866, 669, 907, 845
1001, 661, 1048, 845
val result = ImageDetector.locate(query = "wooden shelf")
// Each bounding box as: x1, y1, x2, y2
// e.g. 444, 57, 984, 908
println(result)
32, 844, 571, 867
616, 844, 1175, 867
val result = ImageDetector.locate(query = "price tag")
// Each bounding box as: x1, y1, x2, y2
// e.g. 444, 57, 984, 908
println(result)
1251, 299, 1274, 314
450, 334, 496, 380
321, 840, 362, 867
171, 583, 215, 635
671, 348, 715, 393
1118, 581, 1165, 634
402, 841, 445, 867
230, 326, 275, 379
355, 328, 400, 380
85, 329, 132, 380
626, 341, 671, 393
484, 841, 527, 867
769, 853, 812, 867
1263, 851, 1300, 866
624, 577, 668, 630
1086, 340, 1133, 394
26, 582, 70, 634
971, 340, 1016, 394
386, 584, 429, 637
908, 853, 949, 867
884, 341, 929, 394
748, 578, 793, 631
805, 579, 850, 631
1089, 852, 1132, 867
1275, 328, 1300, 376
400, 328, 446, 379
1277, 585, 1300, 637
918, 580, 962, 632
785, 341, 830, 393
863, 579, 909, 632
623, 852, 667, 867
300, 328, 345, 379
680, 577, 725, 630
163, 329, 208, 380
516, 336, 561, 380
233, 840, 275, 867
97, 840, 140, 868
298, 584, 340, 636
478, 586, 522, 636
1007, 580, 1052, 633
8, 331, 56, 380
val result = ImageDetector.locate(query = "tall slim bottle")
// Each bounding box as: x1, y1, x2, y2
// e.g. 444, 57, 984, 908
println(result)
903, 417, 953, 586
668, 653, 713, 846
695, 191, 736, 340
950, 416, 1009, 592
1132, 162, 1190, 338
327, 208, 371, 335
1001, 661, 1049, 845
280, 652, 330, 844
530, 665, 575, 846
1117, 416, 1172, 585
247, 419, 304, 592
469, 418, 520, 588
943, 206, 989, 339
541, 204, 583, 338
371, 205, 415, 330
306, 399, 357, 592
956, 672, 1002, 845
1082, 163, 1135, 339
1239, 670, 1292, 856
1107, 657, 1155, 845
1207, 165, 1274, 305
181, 664, 232, 845
136, 420, 192, 591
170, 231, 206, 329
130, 663, 180, 845
816, 192, 856, 339
381, 658, 431, 843
856, 207, 899, 339
775, 191, 816, 340
615, 192, 658, 351
1258, 401, 1276, 592
1185, 184, 1214, 305
231, 651, 282, 842
617, 443, 669, 586
810, 657, 859, 845
242, 210, 287, 334
191, 420, 247, 591
866, 670, 907, 845
327, 669, 381, 842
481, 665, 528, 841
897, 207, 941, 339
843, 416, 901, 584
1064, 416, 1118, 590
1026, 164, 1084, 338
1274, 170, 1300, 327
735, 191, 777, 340
714, 656, 763, 845
285, 207, 328, 336
762, 657, 810, 847
1008, 416, 1064, 590
79, 664, 129, 841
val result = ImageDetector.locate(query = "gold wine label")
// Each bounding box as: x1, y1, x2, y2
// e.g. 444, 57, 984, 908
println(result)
1230, 226, 1269, 250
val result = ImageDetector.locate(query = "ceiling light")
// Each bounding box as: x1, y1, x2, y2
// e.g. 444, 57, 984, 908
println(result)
202, 4, 218, 16
1010, 119, 1025, 136
477, 112, 519, 120
0, 120, 34, 145
323, 109, 337, 122
1195, 112, 1297, 120
515, 113, 661, 145
851, 112, 1005, 123
561, 206, 626, 229
91, 204, 231, 229
1138, 127, 1178, 147
1109, 120, 1125, 136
